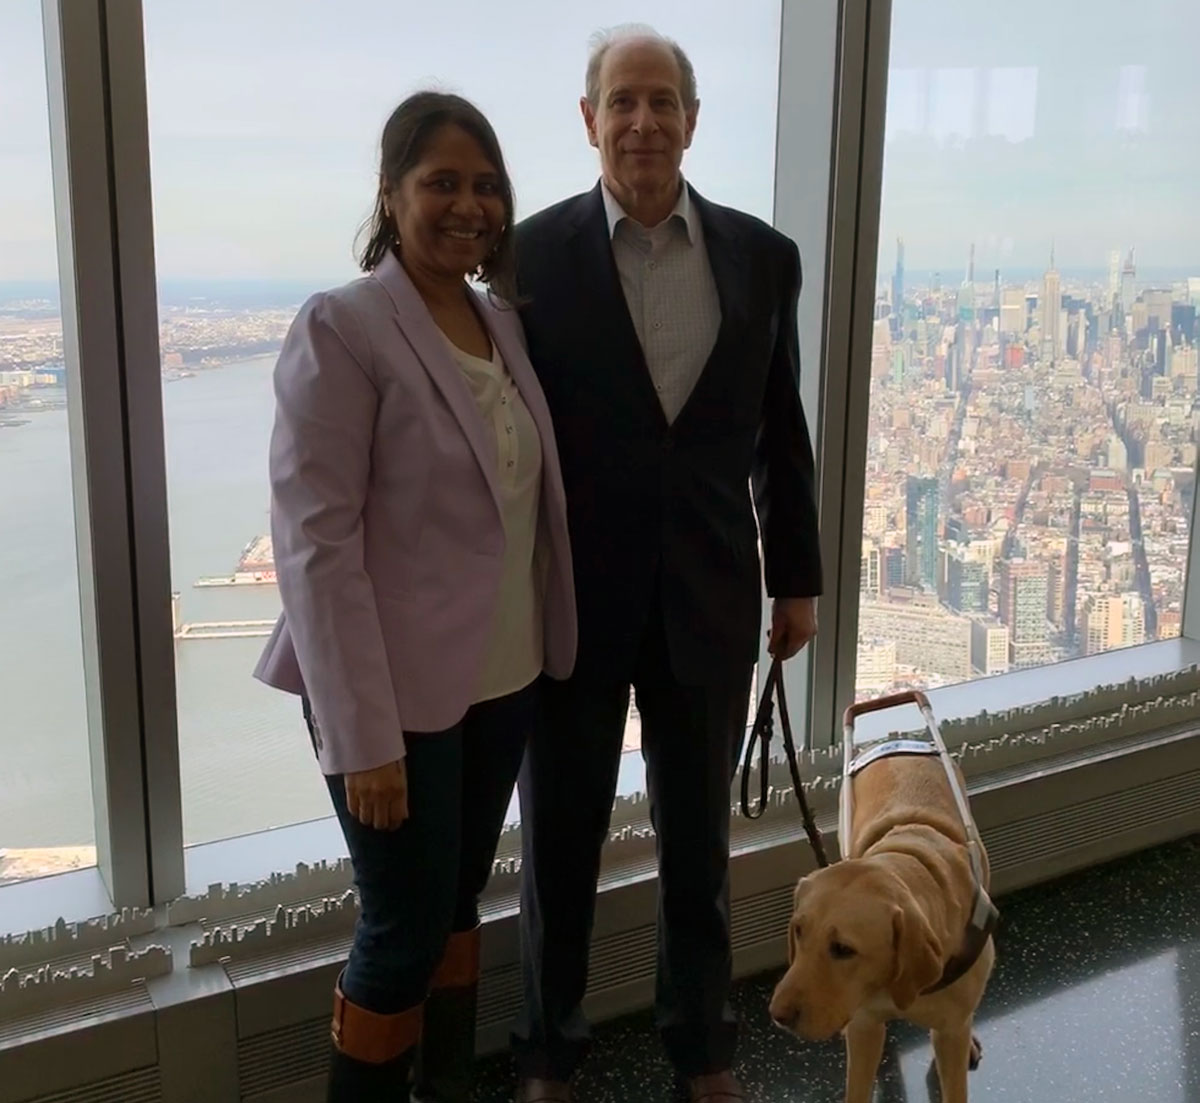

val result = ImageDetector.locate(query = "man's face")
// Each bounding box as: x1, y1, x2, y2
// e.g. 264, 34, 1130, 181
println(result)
581, 38, 698, 200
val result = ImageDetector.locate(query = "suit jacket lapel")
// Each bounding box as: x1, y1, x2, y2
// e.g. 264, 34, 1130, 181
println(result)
372, 252, 502, 511
669, 188, 750, 428
690, 187, 749, 356
567, 184, 668, 431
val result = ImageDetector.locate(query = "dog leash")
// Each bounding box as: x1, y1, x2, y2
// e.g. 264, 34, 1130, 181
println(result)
739, 656, 830, 868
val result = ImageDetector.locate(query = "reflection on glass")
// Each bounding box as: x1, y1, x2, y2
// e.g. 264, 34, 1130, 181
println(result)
143, 0, 782, 842
857, 0, 1200, 700
0, 1, 95, 884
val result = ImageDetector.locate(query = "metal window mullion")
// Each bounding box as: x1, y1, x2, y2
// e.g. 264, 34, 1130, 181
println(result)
42, 0, 153, 907
1181, 445, 1200, 637
768, 0, 844, 741
772, 1, 893, 744
823, 0, 892, 734
102, 0, 184, 902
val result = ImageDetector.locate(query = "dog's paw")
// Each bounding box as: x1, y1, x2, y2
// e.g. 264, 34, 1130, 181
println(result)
969, 1034, 983, 1070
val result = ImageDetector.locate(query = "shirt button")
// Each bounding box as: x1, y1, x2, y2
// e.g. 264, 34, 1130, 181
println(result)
505, 425, 513, 434
654, 321, 663, 330
648, 261, 657, 270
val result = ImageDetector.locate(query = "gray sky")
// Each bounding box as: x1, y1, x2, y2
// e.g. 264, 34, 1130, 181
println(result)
1, 0, 778, 283
2, 0, 1198, 284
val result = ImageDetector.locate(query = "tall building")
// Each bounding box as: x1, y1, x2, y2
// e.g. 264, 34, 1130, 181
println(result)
1108, 249, 1121, 309
1170, 342, 1198, 389
1120, 248, 1137, 316
905, 476, 940, 589
997, 558, 1051, 667
891, 237, 905, 337
1000, 287, 1025, 336
861, 540, 882, 598
1172, 303, 1197, 345
1080, 592, 1146, 655
1041, 248, 1063, 363
883, 546, 906, 591
1145, 289, 1173, 332
946, 547, 988, 614
957, 244, 976, 324
1108, 434, 1129, 471
970, 617, 1010, 677
859, 596, 972, 684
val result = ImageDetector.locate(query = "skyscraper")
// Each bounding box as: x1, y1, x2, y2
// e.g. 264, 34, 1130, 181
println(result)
905, 476, 939, 589
957, 243, 976, 324
946, 547, 988, 614
891, 237, 905, 337
1120, 248, 1137, 316
861, 540, 882, 598
1081, 593, 1145, 655
1000, 287, 1025, 336
1041, 247, 1063, 363
997, 559, 1051, 667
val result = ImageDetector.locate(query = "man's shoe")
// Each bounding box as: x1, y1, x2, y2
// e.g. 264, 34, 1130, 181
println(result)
686, 1070, 745, 1102
515, 1077, 573, 1102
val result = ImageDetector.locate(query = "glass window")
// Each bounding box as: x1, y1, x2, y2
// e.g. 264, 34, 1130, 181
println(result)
856, 0, 1200, 699
0, 1, 95, 884
142, 1, 782, 843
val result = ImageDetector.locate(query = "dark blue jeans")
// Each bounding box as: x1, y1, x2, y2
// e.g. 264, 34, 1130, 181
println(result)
306, 682, 536, 1015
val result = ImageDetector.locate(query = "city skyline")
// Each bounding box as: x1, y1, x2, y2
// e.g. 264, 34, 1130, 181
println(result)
855, 225, 1196, 697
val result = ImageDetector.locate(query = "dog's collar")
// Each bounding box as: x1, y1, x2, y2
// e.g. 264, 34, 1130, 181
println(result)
922, 882, 999, 994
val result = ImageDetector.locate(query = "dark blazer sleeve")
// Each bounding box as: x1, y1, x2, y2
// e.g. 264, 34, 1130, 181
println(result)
752, 236, 823, 599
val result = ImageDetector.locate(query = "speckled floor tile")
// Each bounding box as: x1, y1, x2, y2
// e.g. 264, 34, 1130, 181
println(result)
471, 836, 1200, 1102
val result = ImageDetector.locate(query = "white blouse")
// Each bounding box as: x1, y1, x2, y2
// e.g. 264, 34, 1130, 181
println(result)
443, 334, 545, 702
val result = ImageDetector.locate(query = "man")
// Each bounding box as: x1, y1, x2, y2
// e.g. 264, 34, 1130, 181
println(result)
511, 25, 823, 1103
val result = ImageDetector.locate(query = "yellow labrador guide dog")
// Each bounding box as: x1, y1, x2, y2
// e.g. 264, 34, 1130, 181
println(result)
768, 690, 998, 1103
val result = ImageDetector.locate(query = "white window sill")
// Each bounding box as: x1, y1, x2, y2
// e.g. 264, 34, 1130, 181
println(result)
2, 637, 1197, 942
846, 636, 1200, 743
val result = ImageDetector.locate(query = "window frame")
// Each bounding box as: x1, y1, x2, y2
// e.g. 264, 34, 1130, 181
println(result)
5, 0, 1197, 928
40, 0, 182, 908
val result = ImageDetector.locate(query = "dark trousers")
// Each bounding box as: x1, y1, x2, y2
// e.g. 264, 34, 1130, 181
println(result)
307, 683, 535, 1014
512, 599, 753, 1078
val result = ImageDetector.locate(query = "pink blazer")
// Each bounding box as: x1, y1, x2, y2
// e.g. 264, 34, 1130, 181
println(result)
254, 252, 577, 775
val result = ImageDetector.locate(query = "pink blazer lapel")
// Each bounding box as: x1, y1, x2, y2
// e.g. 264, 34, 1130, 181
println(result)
371, 253, 502, 512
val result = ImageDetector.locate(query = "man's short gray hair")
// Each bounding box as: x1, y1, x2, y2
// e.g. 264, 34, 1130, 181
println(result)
585, 24, 698, 109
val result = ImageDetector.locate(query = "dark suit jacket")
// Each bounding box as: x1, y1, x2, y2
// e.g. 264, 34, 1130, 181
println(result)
515, 181, 822, 684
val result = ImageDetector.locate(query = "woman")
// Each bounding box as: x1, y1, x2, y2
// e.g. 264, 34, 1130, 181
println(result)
254, 92, 576, 1102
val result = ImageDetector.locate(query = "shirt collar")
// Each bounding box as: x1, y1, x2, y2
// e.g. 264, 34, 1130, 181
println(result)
601, 178, 697, 244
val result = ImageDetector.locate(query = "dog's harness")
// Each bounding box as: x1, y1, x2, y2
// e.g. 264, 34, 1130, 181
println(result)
740, 667, 998, 996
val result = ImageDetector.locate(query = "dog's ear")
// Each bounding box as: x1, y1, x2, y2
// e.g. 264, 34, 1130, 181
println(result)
889, 899, 943, 1010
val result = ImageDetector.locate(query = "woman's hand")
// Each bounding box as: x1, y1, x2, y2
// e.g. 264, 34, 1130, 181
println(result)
344, 760, 409, 830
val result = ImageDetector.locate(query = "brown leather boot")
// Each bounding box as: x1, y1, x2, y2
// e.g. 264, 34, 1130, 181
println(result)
325, 972, 423, 1102
411, 925, 482, 1102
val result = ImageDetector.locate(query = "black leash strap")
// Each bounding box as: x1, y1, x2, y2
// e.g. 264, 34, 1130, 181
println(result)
739, 656, 830, 867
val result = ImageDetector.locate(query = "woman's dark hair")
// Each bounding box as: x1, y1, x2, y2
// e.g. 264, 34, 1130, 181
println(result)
357, 91, 519, 305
